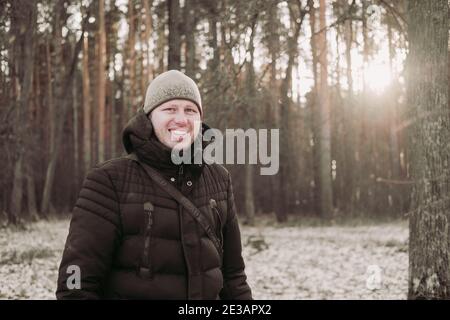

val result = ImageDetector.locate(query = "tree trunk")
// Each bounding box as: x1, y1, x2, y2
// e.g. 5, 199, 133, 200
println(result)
82, 33, 91, 175
333, 21, 344, 211
275, 1, 304, 222
52, 0, 64, 152
407, 0, 450, 300
41, 33, 84, 215
143, 0, 154, 83
9, 0, 37, 224
208, 3, 219, 72
156, 16, 166, 75
97, 0, 107, 163
139, 11, 146, 102
108, 23, 118, 158
244, 164, 255, 225
360, 0, 375, 215
268, 2, 282, 218
168, 0, 181, 69
344, 1, 353, 96
244, 14, 258, 226
26, 159, 39, 221
317, 0, 333, 219
387, 22, 402, 216
342, 0, 355, 214
73, 62, 80, 190
309, 0, 321, 216
46, 38, 55, 155
10, 157, 23, 224
127, 0, 136, 120
183, 0, 197, 78
40, 0, 65, 216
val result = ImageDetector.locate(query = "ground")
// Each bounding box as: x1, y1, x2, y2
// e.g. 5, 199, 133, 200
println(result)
0, 217, 408, 299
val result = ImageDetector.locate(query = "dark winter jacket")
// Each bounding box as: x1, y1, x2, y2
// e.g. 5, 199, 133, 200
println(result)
56, 109, 252, 300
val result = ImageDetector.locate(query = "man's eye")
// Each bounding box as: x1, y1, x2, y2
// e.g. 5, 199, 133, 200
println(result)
186, 108, 197, 113
165, 108, 176, 112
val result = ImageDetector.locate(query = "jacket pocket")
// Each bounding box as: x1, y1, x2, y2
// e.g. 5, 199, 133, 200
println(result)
139, 201, 154, 278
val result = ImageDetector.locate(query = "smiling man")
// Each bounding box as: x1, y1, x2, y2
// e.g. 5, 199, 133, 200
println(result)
56, 70, 252, 300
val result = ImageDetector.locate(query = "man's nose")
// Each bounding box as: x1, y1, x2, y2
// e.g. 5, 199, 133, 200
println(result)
173, 110, 188, 124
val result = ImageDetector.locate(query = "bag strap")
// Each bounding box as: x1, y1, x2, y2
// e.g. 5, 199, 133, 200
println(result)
126, 153, 223, 257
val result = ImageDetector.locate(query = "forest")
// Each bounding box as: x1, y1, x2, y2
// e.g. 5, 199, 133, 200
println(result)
0, 0, 448, 299
0, 0, 414, 223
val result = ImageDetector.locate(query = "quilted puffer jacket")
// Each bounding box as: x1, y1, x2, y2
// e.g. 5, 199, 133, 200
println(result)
56, 109, 252, 300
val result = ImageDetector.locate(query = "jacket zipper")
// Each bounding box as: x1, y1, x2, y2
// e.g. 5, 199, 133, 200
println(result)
177, 164, 191, 298
140, 201, 154, 278
178, 164, 184, 186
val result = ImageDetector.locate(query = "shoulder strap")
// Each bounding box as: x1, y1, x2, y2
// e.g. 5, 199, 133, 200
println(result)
126, 153, 223, 257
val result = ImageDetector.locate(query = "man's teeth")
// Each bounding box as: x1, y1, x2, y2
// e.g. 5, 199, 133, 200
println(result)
172, 130, 187, 135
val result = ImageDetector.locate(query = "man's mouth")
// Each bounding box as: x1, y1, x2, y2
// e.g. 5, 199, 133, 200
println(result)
169, 129, 189, 142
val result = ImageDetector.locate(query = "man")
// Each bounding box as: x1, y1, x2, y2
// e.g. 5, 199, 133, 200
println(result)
56, 70, 252, 299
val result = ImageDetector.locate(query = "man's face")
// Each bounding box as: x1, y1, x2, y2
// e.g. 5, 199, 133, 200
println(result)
149, 99, 202, 150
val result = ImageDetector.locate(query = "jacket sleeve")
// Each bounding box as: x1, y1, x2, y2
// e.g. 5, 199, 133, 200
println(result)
219, 173, 253, 300
56, 166, 121, 299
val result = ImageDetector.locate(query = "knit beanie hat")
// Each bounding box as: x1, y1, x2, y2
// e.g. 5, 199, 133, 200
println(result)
143, 70, 203, 116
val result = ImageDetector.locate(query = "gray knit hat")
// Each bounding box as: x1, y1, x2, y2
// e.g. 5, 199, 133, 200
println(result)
143, 70, 202, 116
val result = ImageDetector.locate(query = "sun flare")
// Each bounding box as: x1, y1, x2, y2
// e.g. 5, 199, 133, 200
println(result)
363, 62, 392, 94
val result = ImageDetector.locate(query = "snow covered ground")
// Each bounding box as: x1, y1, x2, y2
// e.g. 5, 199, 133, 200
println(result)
242, 221, 408, 299
0, 218, 408, 299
